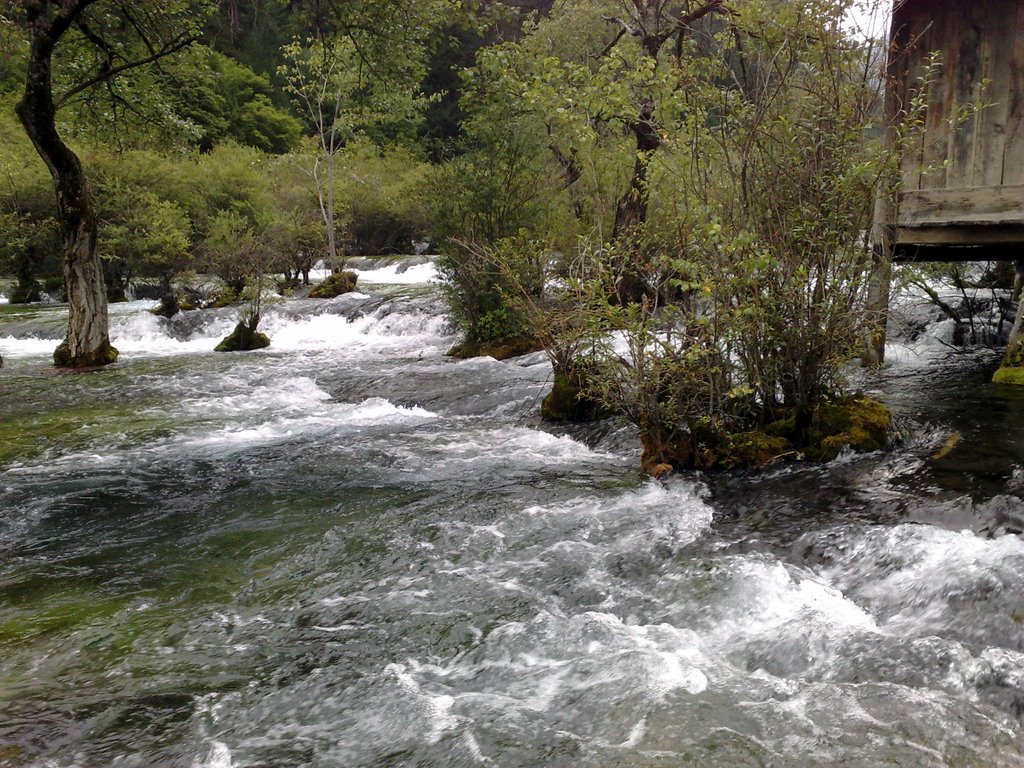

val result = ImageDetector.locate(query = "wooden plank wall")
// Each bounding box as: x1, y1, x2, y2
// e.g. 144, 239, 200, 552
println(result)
894, 0, 1024, 240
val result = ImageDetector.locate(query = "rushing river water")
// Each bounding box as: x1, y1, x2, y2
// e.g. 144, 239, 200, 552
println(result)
1, 268, 1023, 767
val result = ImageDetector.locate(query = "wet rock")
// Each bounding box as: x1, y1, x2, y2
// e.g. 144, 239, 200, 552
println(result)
640, 422, 790, 474
53, 339, 119, 367
8, 280, 42, 304
150, 294, 181, 319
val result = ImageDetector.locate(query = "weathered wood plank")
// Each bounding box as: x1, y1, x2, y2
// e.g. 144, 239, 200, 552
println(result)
1003, 0, 1024, 185
973, 0, 1014, 186
946, 1, 982, 189
896, 224, 1024, 246
899, 185, 1024, 227
898, 11, 933, 193
918, 8, 951, 191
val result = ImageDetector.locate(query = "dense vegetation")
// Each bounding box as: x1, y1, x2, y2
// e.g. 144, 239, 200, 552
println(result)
2, 0, 915, 470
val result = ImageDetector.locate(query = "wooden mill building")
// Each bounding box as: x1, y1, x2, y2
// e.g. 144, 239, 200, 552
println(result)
885, 0, 1024, 261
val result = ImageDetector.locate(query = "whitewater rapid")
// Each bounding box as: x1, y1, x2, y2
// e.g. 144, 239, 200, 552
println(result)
1, 265, 1023, 767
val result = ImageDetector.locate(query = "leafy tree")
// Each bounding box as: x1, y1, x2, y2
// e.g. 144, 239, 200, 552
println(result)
7, 0, 206, 366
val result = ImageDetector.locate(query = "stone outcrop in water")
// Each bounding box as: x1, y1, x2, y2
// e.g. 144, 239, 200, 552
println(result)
309, 271, 358, 299
151, 294, 182, 318
215, 318, 270, 352
9, 279, 42, 304
447, 336, 543, 361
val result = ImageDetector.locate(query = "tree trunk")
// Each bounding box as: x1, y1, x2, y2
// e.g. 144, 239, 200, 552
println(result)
610, 100, 661, 303
16, 7, 117, 368
612, 100, 660, 241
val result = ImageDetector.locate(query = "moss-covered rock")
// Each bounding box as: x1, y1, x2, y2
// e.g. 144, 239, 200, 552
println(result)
309, 271, 358, 299
150, 294, 181, 318
541, 367, 608, 422
206, 289, 238, 309
215, 320, 270, 352
716, 431, 792, 470
993, 328, 1024, 384
993, 366, 1024, 385
806, 396, 891, 461
447, 336, 544, 361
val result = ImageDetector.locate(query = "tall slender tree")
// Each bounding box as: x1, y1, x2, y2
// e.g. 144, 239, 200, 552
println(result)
10, 0, 203, 366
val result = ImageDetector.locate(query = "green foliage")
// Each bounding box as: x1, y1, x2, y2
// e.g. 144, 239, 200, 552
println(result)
46, 1, 214, 149
93, 172, 192, 290
0, 98, 61, 293
459, 0, 899, 470
171, 47, 302, 153
0, 12, 27, 96
435, 235, 546, 346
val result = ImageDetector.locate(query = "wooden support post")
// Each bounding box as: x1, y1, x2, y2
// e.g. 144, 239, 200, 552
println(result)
862, 233, 893, 368
861, 6, 905, 369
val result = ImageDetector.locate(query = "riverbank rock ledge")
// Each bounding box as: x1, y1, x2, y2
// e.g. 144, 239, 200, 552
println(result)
447, 335, 544, 361
640, 395, 892, 475
993, 331, 1024, 385
215, 321, 270, 352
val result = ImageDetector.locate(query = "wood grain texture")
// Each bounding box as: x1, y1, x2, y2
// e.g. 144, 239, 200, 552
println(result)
899, 186, 1024, 227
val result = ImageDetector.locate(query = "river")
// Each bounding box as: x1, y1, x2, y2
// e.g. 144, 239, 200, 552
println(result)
1, 266, 1022, 767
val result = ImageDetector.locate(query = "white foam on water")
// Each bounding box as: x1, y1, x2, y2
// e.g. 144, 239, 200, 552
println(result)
382, 425, 629, 485
109, 310, 236, 356
260, 307, 449, 357
811, 524, 1024, 635
885, 318, 960, 368
309, 261, 437, 285
177, 376, 332, 418
708, 559, 880, 644
0, 294, 8, 304
355, 261, 438, 284
175, 396, 438, 454
192, 741, 233, 768
0, 335, 59, 357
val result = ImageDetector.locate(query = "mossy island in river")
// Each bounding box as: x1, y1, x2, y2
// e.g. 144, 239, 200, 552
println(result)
309, 271, 358, 299
215, 320, 271, 352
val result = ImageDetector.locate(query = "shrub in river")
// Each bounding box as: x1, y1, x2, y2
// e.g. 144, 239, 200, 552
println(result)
9, 279, 42, 304
308, 271, 358, 299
